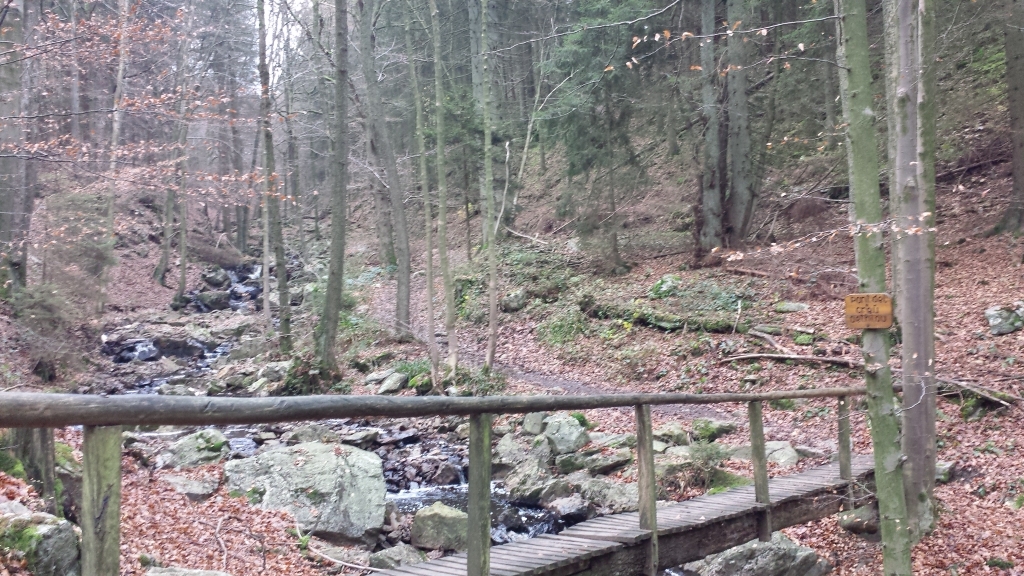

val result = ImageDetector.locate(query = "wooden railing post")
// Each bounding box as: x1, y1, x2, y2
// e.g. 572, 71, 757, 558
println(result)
837, 396, 852, 482
467, 413, 492, 576
747, 401, 772, 542
82, 425, 122, 576
635, 404, 659, 575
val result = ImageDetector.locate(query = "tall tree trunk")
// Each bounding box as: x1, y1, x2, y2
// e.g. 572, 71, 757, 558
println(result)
100, 0, 130, 312
698, 0, 724, 254
894, 0, 937, 539
70, 0, 81, 147
177, 188, 187, 301
1003, 0, 1024, 231
429, 0, 458, 374
359, 0, 411, 337
481, 0, 498, 370
834, 0, 912, 571
367, 135, 397, 265
283, 37, 305, 256
13, 429, 56, 516
258, 0, 291, 352
317, 0, 349, 371
726, 0, 754, 246
0, 0, 25, 293
407, 21, 442, 390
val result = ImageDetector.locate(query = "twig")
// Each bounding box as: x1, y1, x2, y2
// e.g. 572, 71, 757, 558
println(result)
504, 226, 549, 245
309, 546, 383, 572
748, 330, 796, 356
721, 353, 862, 368
215, 517, 228, 572
0, 383, 29, 392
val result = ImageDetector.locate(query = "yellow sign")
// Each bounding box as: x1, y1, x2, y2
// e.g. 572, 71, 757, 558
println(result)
844, 293, 893, 329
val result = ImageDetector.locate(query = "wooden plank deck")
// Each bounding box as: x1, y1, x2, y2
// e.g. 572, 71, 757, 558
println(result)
374, 455, 875, 576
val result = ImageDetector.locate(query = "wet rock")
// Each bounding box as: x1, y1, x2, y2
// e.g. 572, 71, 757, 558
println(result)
504, 459, 571, 506
158, 430, 229, 468
224, 442, 385, 544
0, 512, 80, 576
543, 494, 595, 523
499, 288, 529, 313
378, 372, 409, 395
366, 368, 396, 385
369, 543, 428, 569
682, 532, 833, 576
986, 303, 1024, 335
201, 267, 231, 288
691, 419, 737, 442
410, 502, 468, 551
282, 424, 340, 445
197, 291, 231, 311
542, 414, 590, 455
431, 462, 463, 485
522, 412, 548, 435
654, 422, 690, 446
163, 474, 220, 502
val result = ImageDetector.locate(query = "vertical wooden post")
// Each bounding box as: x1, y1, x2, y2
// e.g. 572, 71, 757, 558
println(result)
837, 396, 853, 507
467, 413, 492, 576
748, 401, 771, 542
635, 404, 659, 576
82, 426, 122, 576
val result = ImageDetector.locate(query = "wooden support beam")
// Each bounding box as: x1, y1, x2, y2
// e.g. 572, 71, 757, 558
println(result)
81, 425, 121, 576
635, 404, 658, 576
747, 401, 772, 542
467, 413, 492, 576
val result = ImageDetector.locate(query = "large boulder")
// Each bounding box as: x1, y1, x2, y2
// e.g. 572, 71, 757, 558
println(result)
691, 419, 738, 442
543, 414, 590, 455
224, 442, 385, 543
196, 291, 231, 311
281, 424, 340, 445
985, 303, 1024, 335
653, 422, 690, 446
158, 430, 229, 468
369, 542, 428, 569
504, 458, 571, 506
201, 267, 231, 288
377, 372, 409, 395
410, 502, 468, 551
729, 441, 800, 467
492, 434, 530, 477
0, 511, 80, 576
574, 477, 639, 514
522, 412, 548, 435
681, 532, 832, 576
499, 288, 529, 313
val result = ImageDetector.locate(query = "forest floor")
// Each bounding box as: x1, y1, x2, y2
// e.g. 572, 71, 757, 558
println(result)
3, 157, 1024, 575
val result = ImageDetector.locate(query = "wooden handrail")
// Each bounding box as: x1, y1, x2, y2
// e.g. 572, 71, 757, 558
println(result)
0, 386, 875, 428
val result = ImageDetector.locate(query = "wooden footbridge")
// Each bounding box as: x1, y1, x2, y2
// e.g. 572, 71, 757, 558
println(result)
0, 386, 875, 576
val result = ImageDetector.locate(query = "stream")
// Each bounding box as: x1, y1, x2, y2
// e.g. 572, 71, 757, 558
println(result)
101, 265, 565, 544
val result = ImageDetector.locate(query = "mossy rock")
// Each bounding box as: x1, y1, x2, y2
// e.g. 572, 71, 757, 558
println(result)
793, 334, 815, 346
0, 449, 26, 480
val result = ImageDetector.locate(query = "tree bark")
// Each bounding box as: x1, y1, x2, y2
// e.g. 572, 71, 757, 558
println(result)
429, 0, 459, 374
316, 0, 350, 371
834, 0, 913, 570
698, 0, 724, 254
895, 0, 937, 539
359, 0, 411, 337
481, 0, 498, 370
726, 0, 754, 246
366, 134, 397, 265
0, 1, 25, 293
1003, 0, 1024, 231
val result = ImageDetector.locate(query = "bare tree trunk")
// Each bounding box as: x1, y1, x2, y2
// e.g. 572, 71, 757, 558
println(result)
258, 0, 291, 351
726, 0, 754, 246
359, 0, 411, 337
0, 1, 25, 293
698, 0, 724, 254
428, 0, 458, 374
834, 0, 912, 570
367, 135, 397, 265
283, 36, 305, 256
100, 0, 130, 312
407, 21, 442, 390
998, 0, 1024, 231
70, 0, 81, 147
895, 0, 937, 539
316, 0, 349, 371
481, 0, 498, 370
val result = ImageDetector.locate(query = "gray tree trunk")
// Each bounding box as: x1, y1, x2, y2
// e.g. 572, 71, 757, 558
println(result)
726, 0, 754, 246
367, 134, 397, 266
834, 0, 913, 571
894, 0, 937, 539
481, 0, 498, 370
999, 0, 1024, 231
698, 0, 724, 254
429, 0, 459, 374
0, 1, 25, 293
316, 0, 350, 371
359, 0, 411, 337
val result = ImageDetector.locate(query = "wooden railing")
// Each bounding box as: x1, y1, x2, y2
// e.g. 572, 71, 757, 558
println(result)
0, 388, 867, 576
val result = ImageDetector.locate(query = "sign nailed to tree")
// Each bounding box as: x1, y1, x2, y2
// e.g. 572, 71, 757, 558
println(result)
844, 293, 894, 329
